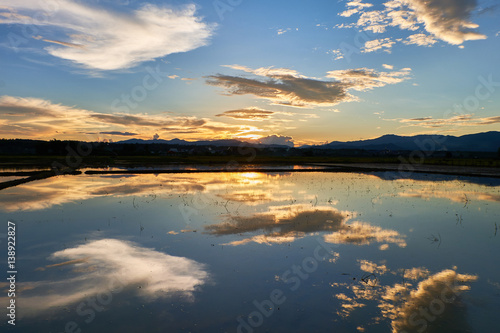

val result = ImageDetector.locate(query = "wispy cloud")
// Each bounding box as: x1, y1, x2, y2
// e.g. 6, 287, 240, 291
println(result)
216, 107, 293, 121
0, 1, 214, 70
337, 0, 486, 48
396, 114, 500, 128
0, 95, 262, 140
206, 65, 411, 108
0, 239, 208, 317
99, 131, 138, 136
325, 67, 411, 90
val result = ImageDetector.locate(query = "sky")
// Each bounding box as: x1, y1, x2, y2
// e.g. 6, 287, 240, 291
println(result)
0, 0, 499, 146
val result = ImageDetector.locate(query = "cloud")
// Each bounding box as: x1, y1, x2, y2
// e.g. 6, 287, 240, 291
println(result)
398, 0, 487, 45
330, 49, 345, 60
0, 172, 276, 212
357, 10, 390, 33
217, 190, 273, 205
206, 65, 410, 108
397, 114, 500, 128
361, 37, 396, 53
0, 95, 263, 140
206, 205, 352, 237
99, 131, 138, 136
256, 134, 294, 147
222, 64, 302, 77
397, 187, 500, 204
0, 1, 214, 70
334, 265, 477, 331
0, 239, 208, 317
403, 33, 438, 46
358, 259, 388, 274
382, 64, 394, 70
325, 67, 411, 91
381, 269, 477, 332
323, 221, 406, 247
41, 39, 85, 48
340, 0, 373, 17
205, 205, 406, 247
216, 107, 276, 121
277, 28, 293, 35
337, 0, 486, 46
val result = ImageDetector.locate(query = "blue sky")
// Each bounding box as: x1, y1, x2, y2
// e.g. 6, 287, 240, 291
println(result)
0, 0, 499, 145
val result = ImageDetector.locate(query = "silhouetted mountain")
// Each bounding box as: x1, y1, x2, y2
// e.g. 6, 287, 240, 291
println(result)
312, 131, 500, 152
117, 138, 289, 148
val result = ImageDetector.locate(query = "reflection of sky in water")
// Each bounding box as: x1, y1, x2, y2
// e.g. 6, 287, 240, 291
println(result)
0, 239, 208, 318
0, 172, 499, 332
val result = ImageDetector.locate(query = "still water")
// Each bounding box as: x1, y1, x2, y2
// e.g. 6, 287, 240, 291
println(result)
0, 171, 499, 332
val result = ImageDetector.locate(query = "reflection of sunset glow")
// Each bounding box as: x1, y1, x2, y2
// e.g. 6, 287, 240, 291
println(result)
398, 188, 500, 203
0, 172, 276, 212
0, 239, 208, 318
240, 172, 260, 179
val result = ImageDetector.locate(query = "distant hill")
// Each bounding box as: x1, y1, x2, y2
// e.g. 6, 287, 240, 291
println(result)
310, 131, 500, 152
116, 138, 290, 148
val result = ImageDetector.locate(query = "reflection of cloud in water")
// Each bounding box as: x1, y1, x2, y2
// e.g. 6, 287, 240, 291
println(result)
324, 221, 406, 247
217, 190, 273, 205
0, 177, 110, 212
206, 205, 406, 247
398, 188, 500, 204
381, 269, 477, 333
1, 239, 208, 317
358, 259, 388, 275
332, 262, 477, 332
0, 172, 278, 212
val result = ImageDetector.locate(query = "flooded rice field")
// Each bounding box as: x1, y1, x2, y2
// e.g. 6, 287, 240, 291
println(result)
1, 171, 499, 332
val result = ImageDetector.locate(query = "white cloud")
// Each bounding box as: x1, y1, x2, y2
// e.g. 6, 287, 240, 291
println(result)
400, 0, 487, 45
256, 134, 294, 147
357, 10, 390, 33
326, 67, 411, 91
361, 38, 396, 53
0, 1, 214, 70
0, 239, 208, 317
337, 0, 486, 46
330, 49, 344, 60
397, 114, 500, 128
340, 0, 374, 17
403, 33, 438, 46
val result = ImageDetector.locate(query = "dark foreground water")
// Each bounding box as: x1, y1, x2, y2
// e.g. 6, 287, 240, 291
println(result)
0, 171, 499, 332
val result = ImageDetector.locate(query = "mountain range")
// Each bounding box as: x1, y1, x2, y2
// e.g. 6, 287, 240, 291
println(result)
117, 131, 500, 152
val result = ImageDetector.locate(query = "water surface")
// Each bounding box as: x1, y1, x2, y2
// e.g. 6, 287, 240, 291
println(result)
0, 171, 499, 332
